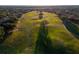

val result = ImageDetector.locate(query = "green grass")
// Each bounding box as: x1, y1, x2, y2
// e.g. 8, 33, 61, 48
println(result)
2, 11, 79, 54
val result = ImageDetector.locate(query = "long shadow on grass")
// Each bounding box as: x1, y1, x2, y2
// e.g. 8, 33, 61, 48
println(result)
34, 20, 68, 54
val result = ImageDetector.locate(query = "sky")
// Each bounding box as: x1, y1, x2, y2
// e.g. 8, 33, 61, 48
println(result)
0, 0, 79, 5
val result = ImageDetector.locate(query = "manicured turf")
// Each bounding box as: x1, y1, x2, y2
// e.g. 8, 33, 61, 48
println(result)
3, 11, 79, 53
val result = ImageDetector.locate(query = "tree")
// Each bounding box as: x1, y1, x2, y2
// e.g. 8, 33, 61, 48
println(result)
0, 26, 5, 43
